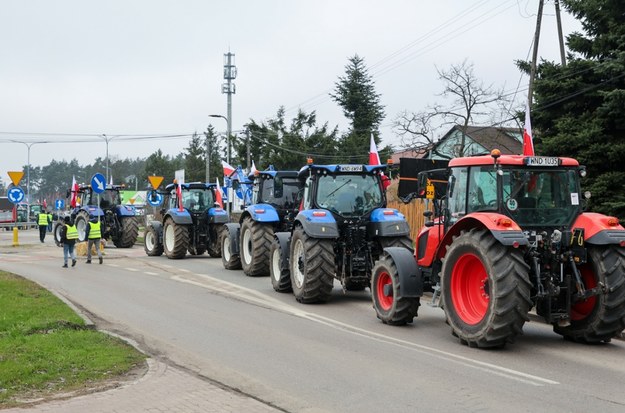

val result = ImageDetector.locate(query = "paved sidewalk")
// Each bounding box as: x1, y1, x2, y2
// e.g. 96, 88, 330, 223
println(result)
3, 358, 282, 413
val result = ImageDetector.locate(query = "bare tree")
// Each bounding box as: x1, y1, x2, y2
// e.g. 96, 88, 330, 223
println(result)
394, 60, 508, 158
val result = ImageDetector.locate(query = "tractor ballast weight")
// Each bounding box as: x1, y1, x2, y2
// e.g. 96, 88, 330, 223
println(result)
144, 182, 228, 259
221, 169, 303, 277
372, 152, 625, 348
271, 162, 413, 302
54, 184, 139, 248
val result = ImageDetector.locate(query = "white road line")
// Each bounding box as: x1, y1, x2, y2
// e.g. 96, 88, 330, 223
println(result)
126, 268, 139, 272
171, 273, 559, 387
144, 271, 158, 275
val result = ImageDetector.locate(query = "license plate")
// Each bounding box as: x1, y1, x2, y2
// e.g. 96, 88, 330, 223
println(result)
339, 165, 363, 172
524, 156, 560, 166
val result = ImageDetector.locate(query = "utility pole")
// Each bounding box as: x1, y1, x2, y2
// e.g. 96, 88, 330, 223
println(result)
246, 128, 250, 172
205, 134, 210, 183
527, 0, 544, 109
554, 0, 567, 66
222, 52, 236, 167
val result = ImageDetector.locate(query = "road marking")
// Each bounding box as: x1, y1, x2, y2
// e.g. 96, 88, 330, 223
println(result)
144, 271, 158, 275
126, 268, 139, 272
170, 272, 559, 387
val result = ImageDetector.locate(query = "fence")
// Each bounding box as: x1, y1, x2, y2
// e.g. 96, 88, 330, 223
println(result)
387, 199, 427, 243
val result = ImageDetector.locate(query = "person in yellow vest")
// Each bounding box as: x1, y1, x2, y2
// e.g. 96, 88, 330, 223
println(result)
85, 217, 103, 264
60, 216, 78, 268
37, 210, 51, 243
47, 211, 53, 232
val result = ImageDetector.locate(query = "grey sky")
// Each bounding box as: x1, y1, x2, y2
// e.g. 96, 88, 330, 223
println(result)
1, 0, 581, 179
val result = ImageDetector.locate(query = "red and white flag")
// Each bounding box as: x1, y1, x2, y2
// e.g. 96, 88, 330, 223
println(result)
250, 160, 258, 175
70, 175, 79, 208
215, 178, 224, 209
42, 199, 47, 209
369, 134, 390, 190
523, 101, 535, 156
176, 181, 184, 212
222, 160, 235, 177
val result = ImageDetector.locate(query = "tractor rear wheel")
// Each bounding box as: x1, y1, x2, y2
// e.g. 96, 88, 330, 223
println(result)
220, 228, 241, 269
270, 239, 291, 292
554, 246, 625, 343
240, 218, 273, 276
74, 211, 90, 242
53, 222, 64, 247
441, 229, 532, 348
372, 253, 420, 325
163, 218, 188, 259
289, 227, 334, 303
207, 224, 223, 258
115, 217, 139, 248
144, 226, 163, 256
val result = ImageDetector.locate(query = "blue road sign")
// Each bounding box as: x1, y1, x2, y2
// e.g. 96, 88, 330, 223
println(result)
55, 199, 65, 210
146, 190, 163, 207
91, 173, 106, 194
7, 186, 25, 203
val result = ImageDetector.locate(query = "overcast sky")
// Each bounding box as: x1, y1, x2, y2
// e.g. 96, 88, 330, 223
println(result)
0, 0, 582, 183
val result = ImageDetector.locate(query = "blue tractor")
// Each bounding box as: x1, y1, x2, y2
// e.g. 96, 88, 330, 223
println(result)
221, 168, 303, 277
270, 162, 412, 302
56, 184, 139, 248
144, 182, 228, 259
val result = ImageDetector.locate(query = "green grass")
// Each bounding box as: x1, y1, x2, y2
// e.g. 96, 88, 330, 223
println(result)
0, 271, 146, 407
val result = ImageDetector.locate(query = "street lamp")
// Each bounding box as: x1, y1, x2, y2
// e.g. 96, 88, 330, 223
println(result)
101, 134, 118, 185
11, 140, 47, 222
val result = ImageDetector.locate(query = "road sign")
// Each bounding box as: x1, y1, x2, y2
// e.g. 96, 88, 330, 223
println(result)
7, 171, 24, 186
7, 186, 25, 204
148, 175, 164, 189
146, 190, 163, 207
55, 199, 65, 210
91, 173, 106, 194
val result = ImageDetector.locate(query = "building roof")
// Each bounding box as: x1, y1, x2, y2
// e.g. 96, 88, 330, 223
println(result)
459, 125, 522, 155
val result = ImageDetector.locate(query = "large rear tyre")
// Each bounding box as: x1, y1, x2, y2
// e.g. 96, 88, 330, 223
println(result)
144, 226, 163, 256
372, 253, 420, 325
289, 227, 334, 303
270, 239, 291, 292
240, 218, 273, 276
115, 217, 139, 248
163, 218, 188, 259
220, 228, 241, 270
74, 211, 90, 242
441, 229, 532, 348
554, 246, 625, 343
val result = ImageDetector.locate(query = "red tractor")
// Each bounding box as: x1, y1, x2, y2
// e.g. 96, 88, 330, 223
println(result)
372, 150, 625, 348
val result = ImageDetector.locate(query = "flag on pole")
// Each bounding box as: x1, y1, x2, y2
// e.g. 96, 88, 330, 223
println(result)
42, 199, 47, 209
222, 160, 235, 177
215, 178, 224, 208
109, 174, 113, 186
523, 101, 535, 156
70, 175, 79, 208
176, 180, 184, 212
369, 134, 391, 190
251, 160, 258, 175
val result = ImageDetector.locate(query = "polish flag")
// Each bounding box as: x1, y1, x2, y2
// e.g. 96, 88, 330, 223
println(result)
42, 199, 47, 209
369, 134, 391, 190
215, 178, 224, 209
523, 101, 535, 156
251, 160, 258, 175
70, 175, 79, 208
176, 180, 184, 212
222, 160, 235, 177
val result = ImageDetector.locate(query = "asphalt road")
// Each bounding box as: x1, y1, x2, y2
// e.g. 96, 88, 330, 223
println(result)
2, 229, 625, 413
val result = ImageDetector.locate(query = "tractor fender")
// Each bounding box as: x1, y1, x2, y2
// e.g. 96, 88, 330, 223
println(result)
208, 207, 229, 224
273, 231, 291, 271
295, 210, 339, 238
243, 203, 280, 223
436, 213, 528, 261
383, 246, 422, 298
573, 212, 625, 245
368, 208, 410, 237
165, 208, 193, 225
115, 205, 136, 217
146, 220, 163, 238
223, 223, 241, 255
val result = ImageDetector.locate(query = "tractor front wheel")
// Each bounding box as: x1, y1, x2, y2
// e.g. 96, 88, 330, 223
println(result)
270, 239, 291, 292
441, 229, 532, 348
163, 218, 188, 259
554, 246, 625, 343
289, 227, 334, 303
144, 226, 163, 256
220, 228, 241, 270
372, 253, 420, 325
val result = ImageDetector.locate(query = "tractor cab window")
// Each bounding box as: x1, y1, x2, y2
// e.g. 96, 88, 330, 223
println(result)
184, 189, 213, 211
447, 167, 468, 222
502, 168, 581, 227
99, 190, 120, 209
467, 166, 498, 212
257, 176, 301, 209
316, 174, 383, 216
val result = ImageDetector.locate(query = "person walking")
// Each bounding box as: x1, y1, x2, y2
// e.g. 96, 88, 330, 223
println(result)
85, 216, 103, 264
60, 216, 78, 268
37, 210, 51, 243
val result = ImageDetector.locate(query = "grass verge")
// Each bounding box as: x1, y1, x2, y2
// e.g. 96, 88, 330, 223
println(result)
0, 271, 146, 407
